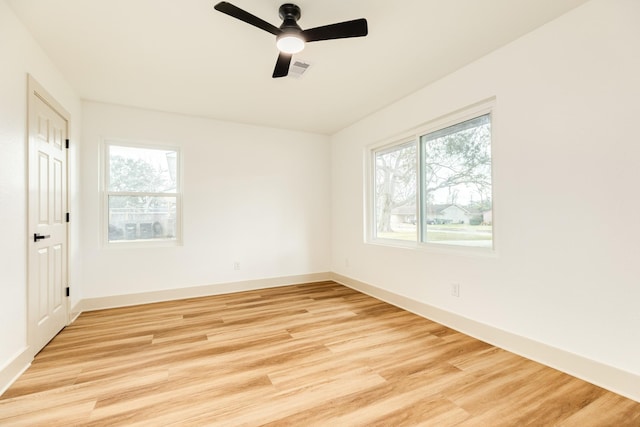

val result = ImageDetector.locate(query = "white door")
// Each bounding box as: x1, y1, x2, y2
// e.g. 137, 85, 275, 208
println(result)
27, 76, 69, 356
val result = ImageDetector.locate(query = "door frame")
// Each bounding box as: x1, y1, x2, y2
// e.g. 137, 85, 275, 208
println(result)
26, 74, 71, 357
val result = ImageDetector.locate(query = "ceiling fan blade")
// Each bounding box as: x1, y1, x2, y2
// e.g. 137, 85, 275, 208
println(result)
214, 2, 281, 36
272, 52, 292, 78
302, 18, 368, 42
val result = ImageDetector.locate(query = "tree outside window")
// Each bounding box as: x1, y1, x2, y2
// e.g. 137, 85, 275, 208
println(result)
374, 141, 417, 241
421, 114, 492, 247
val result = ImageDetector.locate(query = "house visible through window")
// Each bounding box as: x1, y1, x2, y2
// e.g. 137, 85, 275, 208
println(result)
421, 114, 492, 247
371, 106, 493, 249
106, 143, 180, 244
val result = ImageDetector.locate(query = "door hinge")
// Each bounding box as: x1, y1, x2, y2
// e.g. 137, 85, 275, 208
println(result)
66, 212, 70, 223
65, 139, 69, 149
66, 287, 70, 297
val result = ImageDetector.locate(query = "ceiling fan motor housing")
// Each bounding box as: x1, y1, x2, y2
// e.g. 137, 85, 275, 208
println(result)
279, 4, 301, 24
279, 4, 303, 39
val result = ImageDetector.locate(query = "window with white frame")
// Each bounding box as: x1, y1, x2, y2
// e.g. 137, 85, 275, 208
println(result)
374, 140, 417, 242
105, 142, 181, 244
371, 106, 493, 249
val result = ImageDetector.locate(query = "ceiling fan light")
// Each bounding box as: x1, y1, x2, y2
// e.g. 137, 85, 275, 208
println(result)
276, 35, 305, 54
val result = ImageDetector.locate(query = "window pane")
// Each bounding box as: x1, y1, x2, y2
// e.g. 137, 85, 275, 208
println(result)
108, 145, 177, 193
374, 141, 417, 241
108, 195, 177, 241
421, 114, 492, 247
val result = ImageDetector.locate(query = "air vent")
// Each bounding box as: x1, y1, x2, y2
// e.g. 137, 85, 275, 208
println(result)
288, 60, 312, 78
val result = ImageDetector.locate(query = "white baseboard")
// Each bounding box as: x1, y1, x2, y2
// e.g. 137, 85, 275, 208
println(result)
79, 272, 332, 312
331, 272, 640, 403
68, 298, 82, 325
0, 347, 32, 397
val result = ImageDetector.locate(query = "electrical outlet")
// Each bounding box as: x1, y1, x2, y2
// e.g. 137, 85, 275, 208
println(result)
345, 257, 350, 268
451, 283, 460, 297
233, 262, 241, 271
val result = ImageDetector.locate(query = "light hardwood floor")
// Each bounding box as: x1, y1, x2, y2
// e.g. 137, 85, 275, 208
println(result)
1, 281, 639, 426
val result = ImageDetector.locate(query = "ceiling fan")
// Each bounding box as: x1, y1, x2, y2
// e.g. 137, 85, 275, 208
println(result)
213, 2, 368, 78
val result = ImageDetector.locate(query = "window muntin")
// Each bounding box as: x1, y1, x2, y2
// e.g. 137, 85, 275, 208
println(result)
106, 143, 180, 244
370, 109, 493, 249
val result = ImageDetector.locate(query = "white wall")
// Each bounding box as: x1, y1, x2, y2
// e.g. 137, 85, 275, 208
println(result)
331, 0, 640, 398
0, 0, 82, 390
3, 0, 638, 402
80, 102, 331, 300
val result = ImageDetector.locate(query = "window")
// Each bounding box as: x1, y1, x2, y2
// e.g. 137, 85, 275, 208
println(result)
374, 140, 417, 242
421, 114, 492, 247
105, 142, 181, 244
371, 105, 493, 249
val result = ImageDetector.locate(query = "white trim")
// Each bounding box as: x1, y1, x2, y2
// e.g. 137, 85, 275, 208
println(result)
331, 272, 640, 403
0, 347, 32, 397
68, 301, 82, 325
414, 98, 495, 139
78, 272, 332, 311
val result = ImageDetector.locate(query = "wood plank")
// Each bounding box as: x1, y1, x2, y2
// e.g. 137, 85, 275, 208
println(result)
0, 281, 638, 425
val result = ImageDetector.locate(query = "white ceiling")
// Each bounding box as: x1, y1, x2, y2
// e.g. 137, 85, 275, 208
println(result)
8, 0, 589, 134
